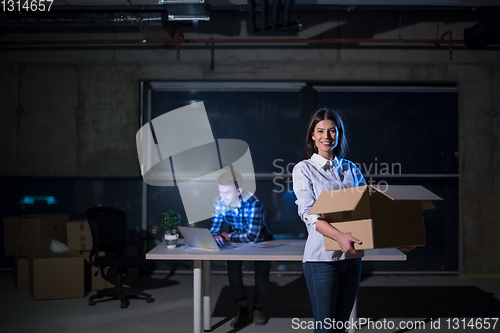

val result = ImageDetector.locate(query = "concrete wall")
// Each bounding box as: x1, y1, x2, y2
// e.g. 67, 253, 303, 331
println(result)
0, 14, 499, 276
0, 63, 140, 177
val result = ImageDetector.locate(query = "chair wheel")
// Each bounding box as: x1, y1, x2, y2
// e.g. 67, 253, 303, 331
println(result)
146, 297, 155, 303
88, 300, 96, 306
120, 302, 128, 309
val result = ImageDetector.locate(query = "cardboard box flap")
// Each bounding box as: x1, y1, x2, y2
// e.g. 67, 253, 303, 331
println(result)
422, 200, 436, 210
308, 186, 368, 214
30, 252, 82, 259
372, 185, 443, 201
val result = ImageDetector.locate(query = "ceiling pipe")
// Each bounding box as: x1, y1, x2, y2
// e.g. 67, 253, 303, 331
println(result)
0, 35, 463, 47
0, 31, 468, 60
0, 11, 163, 24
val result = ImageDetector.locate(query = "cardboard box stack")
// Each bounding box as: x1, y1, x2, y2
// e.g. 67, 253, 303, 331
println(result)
29, 252, 84, 300
3, 214, 71, 298
4, 215, 140, 299
66, 220, 93, 252
4, 214, 68, 256
308, 185, 442, 250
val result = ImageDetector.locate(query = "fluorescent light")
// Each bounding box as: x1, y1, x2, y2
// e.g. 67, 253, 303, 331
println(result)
159, 0, 204, 4
168, 15, 209, 21
163, 3, 209, 21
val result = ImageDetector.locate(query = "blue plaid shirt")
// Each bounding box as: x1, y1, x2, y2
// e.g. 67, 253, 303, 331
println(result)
210, 191, 272, 243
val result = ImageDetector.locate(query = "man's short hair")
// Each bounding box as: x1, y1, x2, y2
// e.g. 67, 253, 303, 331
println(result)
218, 170, 244, 189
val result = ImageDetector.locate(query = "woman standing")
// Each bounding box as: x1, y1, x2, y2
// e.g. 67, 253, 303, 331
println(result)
292, 108, 366, 333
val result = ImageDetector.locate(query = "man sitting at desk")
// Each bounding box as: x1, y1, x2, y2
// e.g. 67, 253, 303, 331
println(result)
210, 169, 273, 328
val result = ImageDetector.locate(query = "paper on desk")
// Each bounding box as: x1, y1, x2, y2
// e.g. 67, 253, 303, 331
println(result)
286, 242, 305, 246
252, 242, 287, 249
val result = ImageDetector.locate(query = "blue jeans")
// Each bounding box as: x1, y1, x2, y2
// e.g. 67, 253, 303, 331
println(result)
227, 260, 271, 308
303, 258, 362, 333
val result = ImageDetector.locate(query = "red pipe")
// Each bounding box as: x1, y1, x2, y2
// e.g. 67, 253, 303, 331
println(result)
0, 37, 463, 46
0, 30, 464, 60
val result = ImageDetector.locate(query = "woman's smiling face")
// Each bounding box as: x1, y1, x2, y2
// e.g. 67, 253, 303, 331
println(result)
311, 119, 338, 158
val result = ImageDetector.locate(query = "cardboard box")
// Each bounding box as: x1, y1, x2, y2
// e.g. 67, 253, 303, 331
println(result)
4, 214, 69, 256
308, 185, 442, 250
67, 220, 92, 251
82, 248, 138, 290
29, 252, 84, 300
14, 257, 30, 292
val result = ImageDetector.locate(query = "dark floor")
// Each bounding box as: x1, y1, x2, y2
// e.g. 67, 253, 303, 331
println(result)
1, 272, 499, 333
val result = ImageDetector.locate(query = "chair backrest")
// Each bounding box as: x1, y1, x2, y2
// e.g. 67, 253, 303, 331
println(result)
86, 206, 128, 266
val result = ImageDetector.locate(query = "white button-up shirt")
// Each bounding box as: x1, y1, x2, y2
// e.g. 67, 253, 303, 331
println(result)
292, 153, 367, 262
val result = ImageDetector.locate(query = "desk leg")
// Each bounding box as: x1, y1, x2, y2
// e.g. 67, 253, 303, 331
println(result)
348, 297, 357, 333
203, 260, 211, 331
194, 260, 202, 333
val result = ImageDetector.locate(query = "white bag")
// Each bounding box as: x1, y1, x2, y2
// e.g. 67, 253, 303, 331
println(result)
50, 239, 68, 252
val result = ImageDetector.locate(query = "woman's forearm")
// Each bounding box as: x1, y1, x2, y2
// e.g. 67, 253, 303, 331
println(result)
315, 219, 343, 241
315, 219, 360, 255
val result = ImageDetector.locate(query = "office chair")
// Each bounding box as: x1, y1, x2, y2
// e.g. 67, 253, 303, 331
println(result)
86, 206, 154, 308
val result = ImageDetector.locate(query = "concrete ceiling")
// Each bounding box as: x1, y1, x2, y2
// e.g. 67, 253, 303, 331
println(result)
51, 0, 500, 7
1, 0, 498, 40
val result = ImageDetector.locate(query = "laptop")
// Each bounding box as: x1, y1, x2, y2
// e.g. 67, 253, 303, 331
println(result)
178, 226, 232, 251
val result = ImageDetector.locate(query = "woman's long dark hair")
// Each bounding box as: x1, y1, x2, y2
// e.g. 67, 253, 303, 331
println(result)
305, 107, 349, 158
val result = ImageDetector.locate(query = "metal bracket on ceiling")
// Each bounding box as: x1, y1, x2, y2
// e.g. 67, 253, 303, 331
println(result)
140, 14, 149, 44
398, 11, 402, 43
174, 30, 185, 59
441, 30, 453, 60
209, 37, 214, 70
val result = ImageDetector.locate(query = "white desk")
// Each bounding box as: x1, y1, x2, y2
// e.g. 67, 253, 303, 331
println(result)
146, 239, 405, 333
